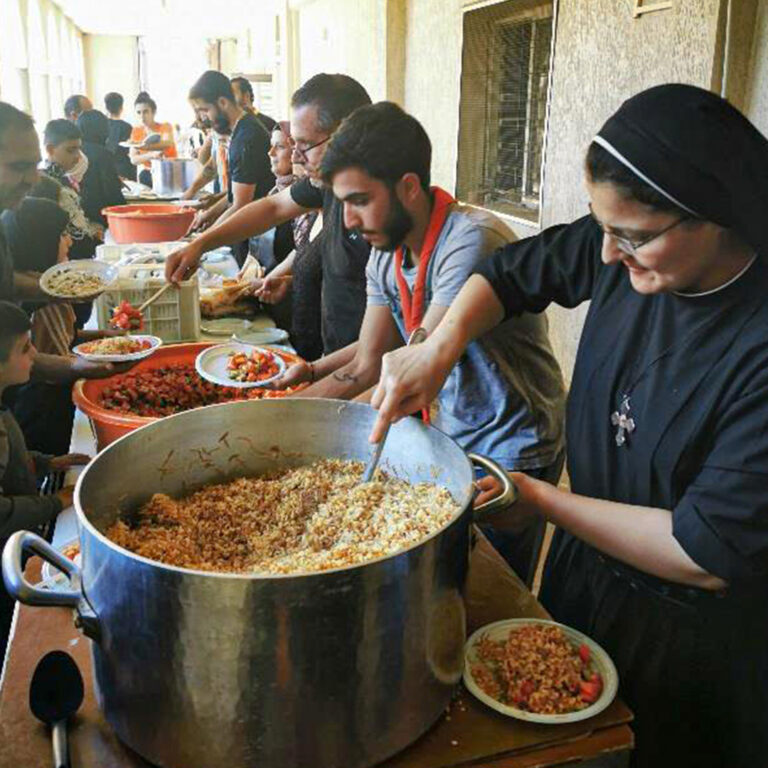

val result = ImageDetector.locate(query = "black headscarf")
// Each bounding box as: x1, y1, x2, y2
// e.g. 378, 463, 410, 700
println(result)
76, 109, 109, 146
1, 197, 70, 272
595, 83, 768, 256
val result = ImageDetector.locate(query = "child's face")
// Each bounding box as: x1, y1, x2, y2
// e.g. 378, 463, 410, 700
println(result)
47, 139, 82, 172
0, 333, 36, 388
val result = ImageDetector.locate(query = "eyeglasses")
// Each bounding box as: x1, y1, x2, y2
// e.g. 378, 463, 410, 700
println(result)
291, 136, 330, 162
588, 203, 692, 256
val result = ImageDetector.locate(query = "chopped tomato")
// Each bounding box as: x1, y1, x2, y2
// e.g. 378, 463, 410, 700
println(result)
110, 300, 144, 331
579, 673, 603, 703
578, 643, 590, 664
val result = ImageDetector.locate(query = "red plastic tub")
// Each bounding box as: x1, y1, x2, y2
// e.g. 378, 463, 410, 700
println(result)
72, 342, 305, 450
101, 204, 195, 243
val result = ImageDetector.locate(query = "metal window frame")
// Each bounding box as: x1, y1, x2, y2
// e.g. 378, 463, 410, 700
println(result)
457, 0, 559, 229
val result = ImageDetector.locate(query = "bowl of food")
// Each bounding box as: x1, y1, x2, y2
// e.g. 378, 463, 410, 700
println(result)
73, 335, 162, 363
71, 342, 307, 449
40, 261, 118, 300
463, 618, 618, 724
101, 204, 196, 243
195, 343, 285, 388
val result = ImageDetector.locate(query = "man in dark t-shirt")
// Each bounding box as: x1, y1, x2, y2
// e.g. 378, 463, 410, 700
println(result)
168, 74, 372, 353
288, 177, 370, 352
188, 71, 274, 250
231, 76, 277, 134
104, 92, 135, 180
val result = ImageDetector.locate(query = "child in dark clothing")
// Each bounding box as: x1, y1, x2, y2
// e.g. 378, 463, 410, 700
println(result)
0, 302, 88, 653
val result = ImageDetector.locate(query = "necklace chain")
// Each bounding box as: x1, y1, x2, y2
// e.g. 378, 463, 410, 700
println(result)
611, 304, 734, 447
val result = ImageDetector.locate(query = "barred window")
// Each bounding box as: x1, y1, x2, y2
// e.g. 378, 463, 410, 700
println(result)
457, 1, 555, 224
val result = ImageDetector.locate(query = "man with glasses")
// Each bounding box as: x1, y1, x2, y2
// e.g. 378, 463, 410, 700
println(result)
167, 73, 372, 353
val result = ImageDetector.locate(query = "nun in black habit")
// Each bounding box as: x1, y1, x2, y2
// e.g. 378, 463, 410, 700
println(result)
369, 84, 768, 767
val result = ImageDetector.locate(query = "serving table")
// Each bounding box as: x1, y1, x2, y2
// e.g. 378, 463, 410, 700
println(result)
0, 526, 632, 768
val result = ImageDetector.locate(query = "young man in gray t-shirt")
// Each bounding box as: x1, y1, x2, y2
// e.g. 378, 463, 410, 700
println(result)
275, 102, 567, 582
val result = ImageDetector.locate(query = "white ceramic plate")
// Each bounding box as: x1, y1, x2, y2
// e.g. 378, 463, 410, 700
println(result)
40, 261, 118, 300
72, 335, 162, 363
195, 342, 286, 389
233, 327, 290, 345
200, 318, 253, 336
40, 539, 81, 590
463, 618, 619, 724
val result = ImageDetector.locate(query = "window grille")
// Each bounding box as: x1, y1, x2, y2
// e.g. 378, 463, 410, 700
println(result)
457, 1, 555, 223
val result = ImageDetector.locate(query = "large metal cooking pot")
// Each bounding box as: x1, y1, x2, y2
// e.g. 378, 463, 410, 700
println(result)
3, 399, 515, 768
150, 157, 199, 196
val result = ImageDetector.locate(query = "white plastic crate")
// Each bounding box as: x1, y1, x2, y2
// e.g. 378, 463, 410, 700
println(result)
95, 267, 200, 343
95, 241, 186, 265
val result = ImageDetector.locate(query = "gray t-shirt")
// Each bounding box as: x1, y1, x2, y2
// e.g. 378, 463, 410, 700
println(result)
366, 203, 565, 469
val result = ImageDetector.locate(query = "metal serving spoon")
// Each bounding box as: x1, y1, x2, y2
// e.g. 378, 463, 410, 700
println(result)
361, 326, 429, 483
29, 650, 84, 768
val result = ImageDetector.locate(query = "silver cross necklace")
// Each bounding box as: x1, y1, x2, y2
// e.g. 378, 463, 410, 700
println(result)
610, 307, 732, 448
610, 254, 755, 448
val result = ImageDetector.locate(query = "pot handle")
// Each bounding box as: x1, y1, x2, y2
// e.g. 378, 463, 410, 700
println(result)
468, 453, 518, 519
2, 531, 83, 607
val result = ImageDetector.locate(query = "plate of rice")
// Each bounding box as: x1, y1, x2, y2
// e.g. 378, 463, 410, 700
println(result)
73, 334, 162, 362
40, 261, 118, 300
463, 618, 618, 724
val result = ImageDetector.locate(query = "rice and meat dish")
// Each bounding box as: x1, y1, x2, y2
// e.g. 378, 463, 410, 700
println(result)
46, 268, 105, 297
471, 624, 603, 714
79, 336, 152, 356
106, 459, 459, 574
98, 363, 293, 417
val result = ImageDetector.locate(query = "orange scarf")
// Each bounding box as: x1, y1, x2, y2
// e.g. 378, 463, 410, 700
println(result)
394, 187, 456, 333
393, 186, 456, 423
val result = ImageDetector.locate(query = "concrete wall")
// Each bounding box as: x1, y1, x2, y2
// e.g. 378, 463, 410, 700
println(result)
83, 35, 139, 116
277, 0, 731, 383
745, 0, 768, 134
291, 0, 388, 102
536, 0, 724, 379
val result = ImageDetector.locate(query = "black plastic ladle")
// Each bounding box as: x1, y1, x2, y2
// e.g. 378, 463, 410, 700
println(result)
29, 650, 84, 768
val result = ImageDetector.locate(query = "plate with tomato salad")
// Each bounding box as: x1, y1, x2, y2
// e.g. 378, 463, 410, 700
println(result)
463, 618, 618, 724
195, 342, 286, 389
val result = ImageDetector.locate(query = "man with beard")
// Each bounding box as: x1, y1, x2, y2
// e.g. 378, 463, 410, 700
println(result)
166, 73, 372, 353
273, 102, 567, 583
0, 102, 133, 383
231, 76, 277, 134
188, 71, 274, 247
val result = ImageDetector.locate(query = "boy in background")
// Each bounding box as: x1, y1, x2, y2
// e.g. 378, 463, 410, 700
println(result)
0, 301, 88, 652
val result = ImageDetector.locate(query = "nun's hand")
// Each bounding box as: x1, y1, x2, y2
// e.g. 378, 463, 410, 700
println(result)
474, 475, 505, 508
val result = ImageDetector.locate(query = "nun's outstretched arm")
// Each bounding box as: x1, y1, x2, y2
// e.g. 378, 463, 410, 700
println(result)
512, 473, 728, 592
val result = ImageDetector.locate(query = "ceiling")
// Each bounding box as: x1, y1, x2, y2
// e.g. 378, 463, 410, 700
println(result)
53, 0, 262, 37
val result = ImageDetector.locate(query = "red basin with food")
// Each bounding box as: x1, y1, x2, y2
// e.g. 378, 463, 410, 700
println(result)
73, 342, 304, 450
101, 204, 195, 243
